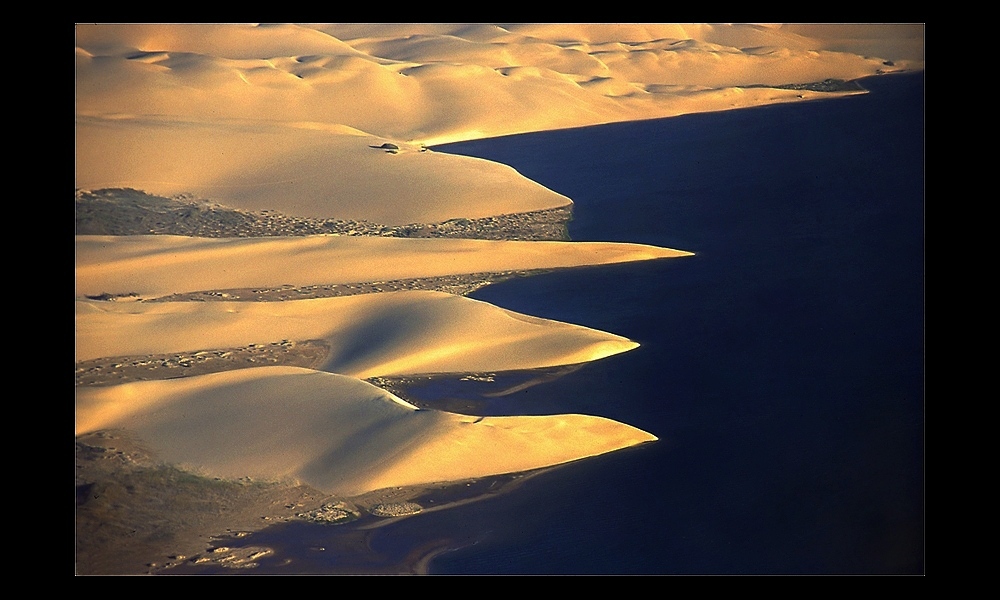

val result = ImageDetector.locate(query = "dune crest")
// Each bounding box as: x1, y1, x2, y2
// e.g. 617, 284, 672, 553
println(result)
75, 234, 692, 299
75, 291, 640, 378
75, 26, 922, 571
76, 23, 922, 220
76, 367, 657, 497
75, 121, 571, 225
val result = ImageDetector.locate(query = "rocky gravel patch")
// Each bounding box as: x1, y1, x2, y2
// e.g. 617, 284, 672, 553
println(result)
143, 270, 549, 303
75, 339, 331, 387
75, 188, 572, 241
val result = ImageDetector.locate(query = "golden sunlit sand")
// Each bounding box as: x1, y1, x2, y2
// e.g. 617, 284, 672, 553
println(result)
75, 234, 691, 299
75, 23, 923, 574
75, 23, 923, 220
76, 291, 641, 377
75, 123, 573, 225
76, 366, 657, 497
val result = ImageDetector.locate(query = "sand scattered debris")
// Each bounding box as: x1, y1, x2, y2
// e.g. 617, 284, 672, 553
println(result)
297, 502, 360, 524
370, 502, 423, 517
186, 546, 274, 569
75, 429, 336, 575
76, 188, 572, 241
141, 270, 549, 304
75, 339, 331, 387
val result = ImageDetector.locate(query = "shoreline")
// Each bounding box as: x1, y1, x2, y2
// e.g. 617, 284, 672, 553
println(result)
73, 195, 581, 574
76, 423, 590, 575
75, 264, 657, 575
76, 25, 923, 575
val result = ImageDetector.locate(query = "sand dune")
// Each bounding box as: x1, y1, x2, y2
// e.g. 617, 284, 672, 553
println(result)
75, 234, 692, 299
74, 23, 371, 62
75, 120, 571, 225
76, 24, 923, 220
76, 366, 657, 496
75, 26, 922, 563
775, 24, 925, 63
75, 291, 640, 378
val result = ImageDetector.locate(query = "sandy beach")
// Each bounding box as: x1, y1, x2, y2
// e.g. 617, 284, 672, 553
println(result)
75, 23, 924, 574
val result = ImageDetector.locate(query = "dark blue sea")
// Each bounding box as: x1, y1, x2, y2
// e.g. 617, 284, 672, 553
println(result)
421, 71, 924, 575
174, 71, 923, 575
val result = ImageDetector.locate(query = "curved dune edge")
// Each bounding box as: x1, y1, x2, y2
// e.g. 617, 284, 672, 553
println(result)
75, 291, 639, 378
75, 24, 923, 222
74, 25, 923, 571
76, 366, 657, 497
74, 123, 573, 226
75, 234, 693, 300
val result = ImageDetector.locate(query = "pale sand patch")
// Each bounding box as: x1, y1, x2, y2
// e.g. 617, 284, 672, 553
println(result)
75, 234, 692, 299
75, 291, 640, 378
76, 366, 657, 497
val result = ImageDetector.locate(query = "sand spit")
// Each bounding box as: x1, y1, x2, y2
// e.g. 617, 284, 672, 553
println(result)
75, 234, 692, 300
75, 292, 641, 378
76, 366, 658, 497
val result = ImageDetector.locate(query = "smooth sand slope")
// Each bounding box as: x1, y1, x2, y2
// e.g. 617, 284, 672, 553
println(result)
75, 229, 689, 501
76, 23, 923, 222
74, 123, 572, 225
75, 234, 692, 299
75, 26, 923, 570
76, 366, 657, 497
76, 291, 640, 378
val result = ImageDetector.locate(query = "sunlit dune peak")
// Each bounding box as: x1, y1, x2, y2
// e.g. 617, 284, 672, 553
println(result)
75, 290, 645, 378
76, 366, 658, 496
75, 235, 692, 300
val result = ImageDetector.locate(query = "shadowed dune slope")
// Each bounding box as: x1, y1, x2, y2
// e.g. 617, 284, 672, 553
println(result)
75, 123, 571, 225
76, 366, 658, 496
76, 24, 923, 220
76, 292, 640, 378
73, 21, 922, 520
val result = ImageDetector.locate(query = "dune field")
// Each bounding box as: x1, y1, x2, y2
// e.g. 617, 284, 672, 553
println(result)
75, 23, 924, 574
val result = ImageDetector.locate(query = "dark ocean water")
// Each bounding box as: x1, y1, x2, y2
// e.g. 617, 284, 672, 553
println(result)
418, 71, 924, 575
173, 72, 923, 576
